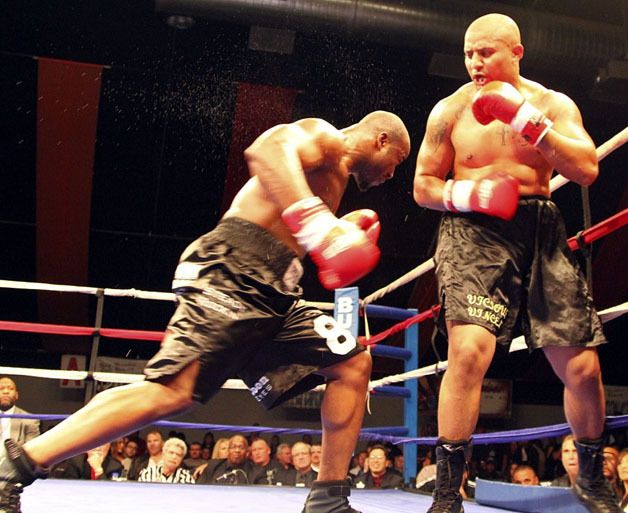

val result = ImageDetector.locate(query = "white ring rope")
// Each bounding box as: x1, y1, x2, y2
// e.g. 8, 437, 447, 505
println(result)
0, 280, 177, 302
0, 127, 624, 401
361, 127, 628, 306
0, 281, 336, 311
368, 301, 627, 390
1, 302, 625, 393
0, 128, 624, 308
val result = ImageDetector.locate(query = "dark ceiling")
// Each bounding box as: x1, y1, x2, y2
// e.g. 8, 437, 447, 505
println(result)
0, 1, 626, 404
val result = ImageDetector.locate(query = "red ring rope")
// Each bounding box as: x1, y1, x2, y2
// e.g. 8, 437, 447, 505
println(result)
0, 208, 625, 345
362, 207, 628, 347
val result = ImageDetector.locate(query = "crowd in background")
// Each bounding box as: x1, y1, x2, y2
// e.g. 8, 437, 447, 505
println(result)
47, 426, 628, 510
2, 376, 627, 509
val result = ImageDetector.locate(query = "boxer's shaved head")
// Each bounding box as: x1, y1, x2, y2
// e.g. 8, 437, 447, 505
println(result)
465, 13, 521, 48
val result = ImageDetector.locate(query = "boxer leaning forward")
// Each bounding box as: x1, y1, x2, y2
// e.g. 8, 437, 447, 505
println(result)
0, 110, 410, 513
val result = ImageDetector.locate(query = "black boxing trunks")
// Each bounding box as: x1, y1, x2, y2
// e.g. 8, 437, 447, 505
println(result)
434, 196, 606, 350
144, 216, 365, 408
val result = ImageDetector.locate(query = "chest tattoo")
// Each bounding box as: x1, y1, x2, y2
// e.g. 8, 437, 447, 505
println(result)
497, 125, 509, 146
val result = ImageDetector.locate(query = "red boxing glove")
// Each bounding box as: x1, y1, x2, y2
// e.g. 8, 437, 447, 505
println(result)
472, 81, 553, 146
442, 173, 519, 221
282, 197, 381, 289
340, 209, 381, 245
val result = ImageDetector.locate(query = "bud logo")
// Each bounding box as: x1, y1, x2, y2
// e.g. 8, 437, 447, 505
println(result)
336, 296, 354, 330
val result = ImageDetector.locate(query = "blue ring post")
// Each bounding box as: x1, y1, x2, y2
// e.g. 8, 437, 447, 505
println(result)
403, 308, 418, 484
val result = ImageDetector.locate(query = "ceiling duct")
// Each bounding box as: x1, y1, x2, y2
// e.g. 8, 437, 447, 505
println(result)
155, 0, 626, 77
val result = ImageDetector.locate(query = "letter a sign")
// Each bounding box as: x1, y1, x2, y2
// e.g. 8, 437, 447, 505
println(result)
60, 354, 86, 389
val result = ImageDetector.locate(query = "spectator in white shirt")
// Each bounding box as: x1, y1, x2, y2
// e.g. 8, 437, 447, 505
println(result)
138, 438, 194, 484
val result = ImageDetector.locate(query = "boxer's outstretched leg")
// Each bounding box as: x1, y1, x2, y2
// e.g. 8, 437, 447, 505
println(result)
0, 360, 199, 512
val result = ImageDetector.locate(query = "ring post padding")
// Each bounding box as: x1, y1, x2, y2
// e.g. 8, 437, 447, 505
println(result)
371, 386, 411, 398
334, 287, 359, 339
364, 304, 416, 320
370, 345, 413, 360
403, 308, 418, 484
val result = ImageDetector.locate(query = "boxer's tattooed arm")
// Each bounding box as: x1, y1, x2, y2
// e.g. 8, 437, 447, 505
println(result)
453, 104, 466, 120
427, 119, 448, 153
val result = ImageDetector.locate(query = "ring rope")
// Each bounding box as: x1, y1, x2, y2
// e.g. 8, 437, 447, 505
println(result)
0, 129, 624, 309
1, 411, 626, 446
566, 208, 627, 251
0, 282, 177, 301
361, 129, 628, 306
366, 301, 627, 390
360, 306, 440, 346
0, 205, 623, 341
0, 301, 624, 391
361, 208, 627, 348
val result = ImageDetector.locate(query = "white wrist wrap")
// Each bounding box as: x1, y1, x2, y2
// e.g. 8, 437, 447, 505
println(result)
283, 197, 336, 252
446, 180, 474, 212
510, 101, 553, 146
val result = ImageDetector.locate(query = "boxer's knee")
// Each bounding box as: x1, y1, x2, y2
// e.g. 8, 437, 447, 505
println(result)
564, 349, 601, 391
447, 324, 495, 382
545, 346, 602, 390
320, 350, 372, 385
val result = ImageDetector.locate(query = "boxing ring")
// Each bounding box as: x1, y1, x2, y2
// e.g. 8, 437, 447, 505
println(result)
1, 127, 627, 512
22, 479, 527, 513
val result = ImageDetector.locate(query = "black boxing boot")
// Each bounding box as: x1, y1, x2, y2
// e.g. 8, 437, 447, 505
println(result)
573, 438, 621, 513
0, 439, 48, 513
302, 479, 361, 513
426, 438, 471, 513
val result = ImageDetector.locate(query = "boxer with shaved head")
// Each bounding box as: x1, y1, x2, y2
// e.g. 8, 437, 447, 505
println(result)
0, 111, 410, 513
413, 13, 617, 513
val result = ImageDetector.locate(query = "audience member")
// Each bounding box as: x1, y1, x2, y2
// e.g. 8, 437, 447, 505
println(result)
544, 440, 565, 481
349, 450, 368, 477
138, 437, 194, 484
167, 430, 186, 444
249, 438, 283, 485
506, 462, 519, 483
211, 438, 230, 459
202, 431, 215, 455
478, 453, 503, 481
108, 438, 128, 478
269, 434, 281, 458
128, 429, 164, 480
0, 377, 40, 444
393, 454, 404, 475
183, 442, 205, 471
512, 464, 540, 486
552, 434, 579, 487
121, 438, 139, 477
603, 446, 622, 500
281, 442, 317, 487
354, 445, 403, 489
275, 443, 293, 471
196, 435, 260, 485
201, 445, 212, 460
618, 449, 628, 512
310, 443, 322, 474
51, 442, 123, 480
124, 438, 139, 460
